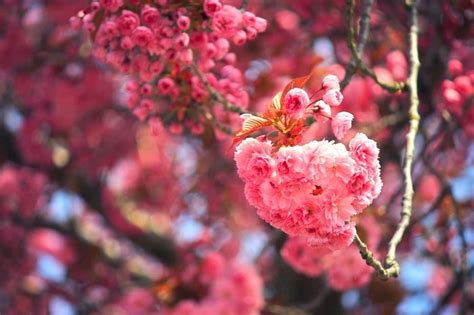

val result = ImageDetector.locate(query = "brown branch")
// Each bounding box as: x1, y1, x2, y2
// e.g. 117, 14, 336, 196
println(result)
356, 0, 375, 53
340, 0, 358, 89
340, 0, 406, 93
265, 304, 309, 315
354, 0, 420, 280
354, 234, 400, 280
385, 0, 421, 264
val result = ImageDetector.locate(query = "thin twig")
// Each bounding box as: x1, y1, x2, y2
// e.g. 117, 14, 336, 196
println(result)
354, 0, 420, 280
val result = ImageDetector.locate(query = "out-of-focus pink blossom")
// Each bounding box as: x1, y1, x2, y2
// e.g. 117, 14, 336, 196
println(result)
386, 50, 408, 81
428, 265, 453, 298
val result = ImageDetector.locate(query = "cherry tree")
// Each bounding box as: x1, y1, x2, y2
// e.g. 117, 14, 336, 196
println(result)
0, 0, 472, 314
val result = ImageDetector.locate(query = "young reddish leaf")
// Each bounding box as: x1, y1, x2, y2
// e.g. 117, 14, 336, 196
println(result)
266, 92, 283, 118
231, 114, 272, 147
240, 114, 270, 132
271, 92, 282, 111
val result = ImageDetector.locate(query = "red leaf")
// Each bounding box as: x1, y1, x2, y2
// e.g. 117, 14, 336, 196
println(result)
267, 92, 282, 117
231, 114, 272, 147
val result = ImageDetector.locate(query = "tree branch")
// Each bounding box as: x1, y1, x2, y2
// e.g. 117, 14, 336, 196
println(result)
385, 0, 420, 264
356, 0, 375, 53
354, 0, 420, 280
341, 0, 406, 93
265, 304, 309, 315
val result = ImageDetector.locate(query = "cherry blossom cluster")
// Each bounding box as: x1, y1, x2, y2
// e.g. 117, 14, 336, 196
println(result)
234, 75, 382, 252
235, 134, 382, 251
281, 215, 381, 290
72, 0, 267, 135
162, 251, 263, 315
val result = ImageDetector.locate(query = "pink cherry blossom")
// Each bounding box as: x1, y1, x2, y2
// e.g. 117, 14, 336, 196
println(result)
313, 100, 332, 120
322, 74, 340, 90
275, 145, 307, 180
349, 132, 379, 166
331, 111, 353, 140
177, 15, 191, 31
284, 88, 310, 118
323, 88, 344, 106
254, 17, 268, 33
